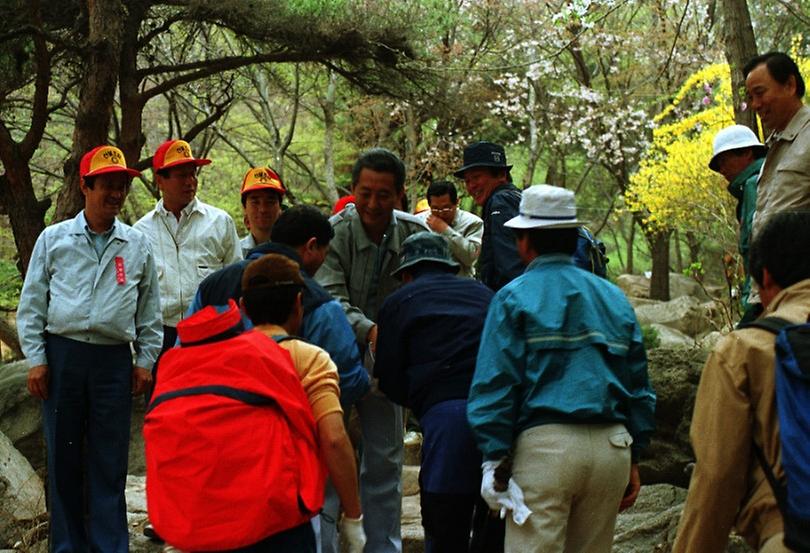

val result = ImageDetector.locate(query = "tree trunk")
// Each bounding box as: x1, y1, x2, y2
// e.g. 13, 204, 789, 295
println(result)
648, 230, 671, 301
673, 229, 683, 273
0, 0, 52, 275
625, 216, 635, 274
322, 69, 339, 204
721, 0, 758, 131
118, 1, 149, 171
53, 0, 126, 223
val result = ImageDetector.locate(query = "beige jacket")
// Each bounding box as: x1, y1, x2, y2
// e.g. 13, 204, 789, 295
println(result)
256, 325, 342, 423
753, 104, 810, 238
672, 279, 810, 552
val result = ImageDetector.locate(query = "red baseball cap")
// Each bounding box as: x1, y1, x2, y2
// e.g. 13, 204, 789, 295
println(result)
80, 146, 141, 179
152, 139, 212, 172
240, 166, 286, 197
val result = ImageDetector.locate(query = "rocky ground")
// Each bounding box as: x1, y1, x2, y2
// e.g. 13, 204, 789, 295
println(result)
0, 272, 757, 552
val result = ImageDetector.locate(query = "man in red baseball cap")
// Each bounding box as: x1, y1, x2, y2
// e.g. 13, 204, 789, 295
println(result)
17, 145, 162, 552
239, 166, 287, 257
134, 139, 241, 354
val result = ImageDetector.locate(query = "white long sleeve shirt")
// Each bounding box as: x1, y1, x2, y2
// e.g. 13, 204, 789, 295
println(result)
134, 197, 241, 326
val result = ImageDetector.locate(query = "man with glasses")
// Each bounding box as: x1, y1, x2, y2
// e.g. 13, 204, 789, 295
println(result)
423, 180, 483, 278
135, 139, 241, 354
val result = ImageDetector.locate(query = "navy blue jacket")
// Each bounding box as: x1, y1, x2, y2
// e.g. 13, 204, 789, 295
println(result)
188, 242, 370, 407
478, 183, 524, 291
374, 270, 494, 418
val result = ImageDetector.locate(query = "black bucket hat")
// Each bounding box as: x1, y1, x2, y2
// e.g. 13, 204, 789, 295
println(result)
453, 141, 512, 178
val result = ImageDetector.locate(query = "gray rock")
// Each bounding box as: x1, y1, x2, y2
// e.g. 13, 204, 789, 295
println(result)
0, 359, 149, 477
641, 348, 706, 488
612, 484, 753, 552
649, 324, 695, 348
635, 296, 718, 338
0, 430, 45, 547
616, 274, 652, 299
0, 360, 45, 473
615, 273, 711, 301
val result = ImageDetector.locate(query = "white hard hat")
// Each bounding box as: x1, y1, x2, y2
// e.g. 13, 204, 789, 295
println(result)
709, 125, 766, 171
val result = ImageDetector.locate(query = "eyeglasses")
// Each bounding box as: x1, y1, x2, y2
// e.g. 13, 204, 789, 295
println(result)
431, 207, 455, 214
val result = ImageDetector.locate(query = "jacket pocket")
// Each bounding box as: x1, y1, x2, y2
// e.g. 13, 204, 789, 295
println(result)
608, 430, 633, 449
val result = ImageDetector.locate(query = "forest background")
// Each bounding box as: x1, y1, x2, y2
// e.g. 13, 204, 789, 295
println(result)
1, 0, 809, 358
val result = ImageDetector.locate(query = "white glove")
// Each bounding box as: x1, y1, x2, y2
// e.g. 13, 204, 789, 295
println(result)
340, 514, 366, 553
481, 460, 532, 525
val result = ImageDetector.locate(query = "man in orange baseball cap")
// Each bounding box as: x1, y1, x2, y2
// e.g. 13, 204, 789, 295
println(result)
239, 166, 287, 257
17, 145, 162, 551
134, 139, 241, 354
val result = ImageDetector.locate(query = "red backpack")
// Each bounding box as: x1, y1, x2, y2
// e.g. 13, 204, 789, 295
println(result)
144, 302, 325, 551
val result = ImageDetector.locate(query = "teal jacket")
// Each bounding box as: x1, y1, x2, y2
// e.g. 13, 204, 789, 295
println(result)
727, 157, 764, 304
467, 255, 656, 461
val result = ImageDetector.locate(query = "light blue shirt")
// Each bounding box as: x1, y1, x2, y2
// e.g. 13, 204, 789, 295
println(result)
467, 254, 656, 461
16, 211, 163, 369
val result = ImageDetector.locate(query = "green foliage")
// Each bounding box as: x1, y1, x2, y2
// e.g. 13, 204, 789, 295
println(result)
0, 258, 22, 310
641, 324, 660, 351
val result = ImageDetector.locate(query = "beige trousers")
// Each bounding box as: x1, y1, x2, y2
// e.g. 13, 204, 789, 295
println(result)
760, 533, 797, 553
505, 423, 632, 553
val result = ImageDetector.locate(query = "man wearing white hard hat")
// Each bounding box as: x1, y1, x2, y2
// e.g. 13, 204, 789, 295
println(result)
709, 125, 767, 322
466, 184, 656, 553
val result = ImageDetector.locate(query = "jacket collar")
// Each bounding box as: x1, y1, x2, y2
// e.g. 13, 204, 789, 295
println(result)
767, 104, 810, 144
727, 157, 765, 200
526, 253, 572, 271
71, 210, 128, 242
350, 209, 399, 252
763, 278, 810, 316
156, 196, 203, 218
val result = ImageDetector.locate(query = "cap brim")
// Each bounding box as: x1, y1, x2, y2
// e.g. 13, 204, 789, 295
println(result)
453, 163, 513, 178
504, 215, 586, 229
158, 158, 212, 171
391, 257, 460, 277
84, 165, 142, 179
241, 184, 286, 196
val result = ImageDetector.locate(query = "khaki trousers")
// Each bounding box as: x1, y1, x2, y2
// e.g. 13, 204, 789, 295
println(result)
760, 533, 797, 553
506, 423, 632, 553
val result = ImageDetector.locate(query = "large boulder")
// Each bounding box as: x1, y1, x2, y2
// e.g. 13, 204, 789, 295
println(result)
0, 360, 44, 472
649, 324, 695, 349
615, 273, 711, 301
612, 484, 753, 552
640, 348, 707, 488
0, 359, 149, 477
634, 296, 721, 338
0, 430, 46, 547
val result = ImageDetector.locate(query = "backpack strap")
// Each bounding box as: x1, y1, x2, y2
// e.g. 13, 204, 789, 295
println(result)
736, 315, 793, 516
737, 316, 793, 334
272, 334, 305, 344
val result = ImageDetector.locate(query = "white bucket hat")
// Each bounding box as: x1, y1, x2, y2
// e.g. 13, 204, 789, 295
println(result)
504, 184, 586, 229
708, 125, 766, 171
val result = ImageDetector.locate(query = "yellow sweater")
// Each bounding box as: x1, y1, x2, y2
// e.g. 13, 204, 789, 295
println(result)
256, 324, 342, 423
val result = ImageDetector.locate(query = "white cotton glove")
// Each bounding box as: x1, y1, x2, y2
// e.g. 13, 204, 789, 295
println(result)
340, 514, 367, 553
481, 460, 532, 525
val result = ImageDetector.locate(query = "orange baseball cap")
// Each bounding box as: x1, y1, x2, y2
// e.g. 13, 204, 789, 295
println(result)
80, 145, 141, 179
240, 166, 286, 197
152, 139, 212, 172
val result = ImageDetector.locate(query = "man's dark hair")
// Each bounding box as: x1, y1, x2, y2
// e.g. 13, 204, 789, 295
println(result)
351, 148, 406, 192
270, 205, 334, 247
744, 52, 805, 98
427, 180, 458, 204
514, 227, 579, 256
749, 211, 810, 289
242, 286, 302, 325
241, 254, 304, 325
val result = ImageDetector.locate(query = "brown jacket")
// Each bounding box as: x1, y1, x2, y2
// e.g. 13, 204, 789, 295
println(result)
672, 279, 810, 552
753, 104, 810, 238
